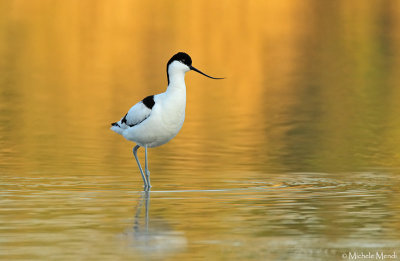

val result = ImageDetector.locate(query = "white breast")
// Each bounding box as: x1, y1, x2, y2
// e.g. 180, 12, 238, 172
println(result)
122, 90, 186, 148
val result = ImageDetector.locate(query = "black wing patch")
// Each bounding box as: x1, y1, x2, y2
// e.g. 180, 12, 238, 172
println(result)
142, 95, 155, 109
121, 114, 128, 124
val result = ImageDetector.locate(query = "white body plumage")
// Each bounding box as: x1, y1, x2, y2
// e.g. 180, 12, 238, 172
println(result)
110, 60, 188, 148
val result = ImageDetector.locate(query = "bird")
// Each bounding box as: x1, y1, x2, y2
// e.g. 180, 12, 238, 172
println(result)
111, 52, 223, 190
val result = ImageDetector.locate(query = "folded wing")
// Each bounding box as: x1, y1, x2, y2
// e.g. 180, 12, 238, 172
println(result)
111, 98, 153, 134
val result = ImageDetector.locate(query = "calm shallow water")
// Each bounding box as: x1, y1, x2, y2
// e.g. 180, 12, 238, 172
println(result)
1, 1, 400, 260
2, 172, 400, 260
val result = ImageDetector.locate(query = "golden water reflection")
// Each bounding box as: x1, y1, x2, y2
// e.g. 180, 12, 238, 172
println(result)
0, 0, 400, 173
1, 0, 400, 260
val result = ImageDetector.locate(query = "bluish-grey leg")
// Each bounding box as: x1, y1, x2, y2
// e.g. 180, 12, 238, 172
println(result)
145, 145, 151, 188
133, 145, 148, 189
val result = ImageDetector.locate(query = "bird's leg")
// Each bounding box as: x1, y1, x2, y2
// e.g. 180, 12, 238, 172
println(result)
145, 145, 151, 188
133, 145, 149, 189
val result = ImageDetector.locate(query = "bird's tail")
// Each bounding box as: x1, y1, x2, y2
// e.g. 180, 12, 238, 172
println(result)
110, 121, 124, 135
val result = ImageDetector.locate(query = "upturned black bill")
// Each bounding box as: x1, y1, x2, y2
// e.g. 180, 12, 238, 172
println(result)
189, 65, 224, 80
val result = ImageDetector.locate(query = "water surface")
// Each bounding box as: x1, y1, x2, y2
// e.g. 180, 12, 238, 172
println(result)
1, 1, 400, 260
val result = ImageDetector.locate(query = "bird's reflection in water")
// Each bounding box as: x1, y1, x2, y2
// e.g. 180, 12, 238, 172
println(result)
133, 191, 150, 234
119, 191, 187, 257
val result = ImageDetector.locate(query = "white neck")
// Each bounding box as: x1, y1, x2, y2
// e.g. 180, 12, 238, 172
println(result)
167, 70, 186, 92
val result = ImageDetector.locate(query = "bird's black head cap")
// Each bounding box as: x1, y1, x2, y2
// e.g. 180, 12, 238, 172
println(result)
166, 52, 192, 84
167, 52, 192, 67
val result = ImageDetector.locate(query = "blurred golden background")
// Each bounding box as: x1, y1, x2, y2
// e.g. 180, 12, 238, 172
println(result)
1, 1, 400, 260
1, 0, 400, 177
